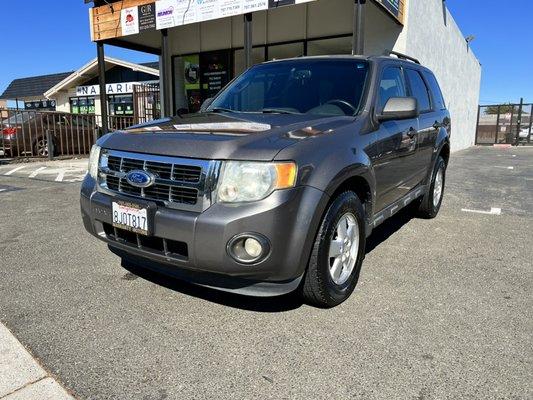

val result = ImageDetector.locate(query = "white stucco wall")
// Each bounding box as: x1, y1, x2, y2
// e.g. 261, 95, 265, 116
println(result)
392, 0, 482, 152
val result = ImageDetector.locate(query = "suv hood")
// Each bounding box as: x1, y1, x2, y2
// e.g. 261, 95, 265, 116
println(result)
99, 112, 355, 161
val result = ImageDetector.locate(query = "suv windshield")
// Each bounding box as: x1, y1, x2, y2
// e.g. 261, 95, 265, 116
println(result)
208, 59, 369, 116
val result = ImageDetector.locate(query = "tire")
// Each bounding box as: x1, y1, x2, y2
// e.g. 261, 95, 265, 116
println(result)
301, 191, 366, 308
416, 156, 446, 219
33, 136, 56, 157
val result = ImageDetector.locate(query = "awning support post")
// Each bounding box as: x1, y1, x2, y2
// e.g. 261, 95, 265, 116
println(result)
96, 41, 109, 136
161, 29, 173, 117
244, 13, 253, 69
352, 0, 366, 55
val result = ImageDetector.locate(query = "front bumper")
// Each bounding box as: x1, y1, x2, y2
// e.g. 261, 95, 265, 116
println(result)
80, 175, 328, 296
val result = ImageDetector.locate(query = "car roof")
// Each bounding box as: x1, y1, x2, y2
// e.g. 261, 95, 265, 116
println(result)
262, 54, 431, 71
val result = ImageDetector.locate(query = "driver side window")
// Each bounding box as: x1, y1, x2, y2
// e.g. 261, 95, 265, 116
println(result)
378, 66, 407, 112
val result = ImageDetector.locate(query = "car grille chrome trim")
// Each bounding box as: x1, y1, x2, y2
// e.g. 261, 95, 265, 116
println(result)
98, 149, 220, 212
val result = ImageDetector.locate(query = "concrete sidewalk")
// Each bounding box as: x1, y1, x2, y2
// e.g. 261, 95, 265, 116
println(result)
0, 323, 74, 399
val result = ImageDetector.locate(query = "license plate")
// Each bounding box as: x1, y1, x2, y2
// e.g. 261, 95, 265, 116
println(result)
112, 201, 149, 235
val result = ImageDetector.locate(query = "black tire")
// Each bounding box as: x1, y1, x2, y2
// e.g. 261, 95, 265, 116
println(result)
416, 156, 446, 219
33, 136, 56, 157
301, 191, 366, 308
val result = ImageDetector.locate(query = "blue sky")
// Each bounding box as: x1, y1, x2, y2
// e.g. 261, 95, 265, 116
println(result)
0, 0, 531, 105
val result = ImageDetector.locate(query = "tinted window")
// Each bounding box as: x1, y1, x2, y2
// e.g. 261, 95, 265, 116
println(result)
378, 67, 407, 111
423, 71, 446, 110
209, 60, 370, 116
405, 69, 431, 112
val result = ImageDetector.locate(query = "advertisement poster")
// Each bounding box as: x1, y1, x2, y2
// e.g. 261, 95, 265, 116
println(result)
200, 51, 230, 100
183, 55, 202, 112
121, 7, 139, 36
155, 0, 179, 30
138, 3, 156, 31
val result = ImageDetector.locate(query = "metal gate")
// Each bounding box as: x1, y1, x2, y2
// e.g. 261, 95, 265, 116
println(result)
476, 99, 532, 145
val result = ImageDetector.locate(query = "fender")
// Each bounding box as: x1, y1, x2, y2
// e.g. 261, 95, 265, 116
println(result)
424, 127, 450, 184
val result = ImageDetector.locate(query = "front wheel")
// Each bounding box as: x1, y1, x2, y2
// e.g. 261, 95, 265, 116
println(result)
416, 156, 447, 219
301, 191, 366, 308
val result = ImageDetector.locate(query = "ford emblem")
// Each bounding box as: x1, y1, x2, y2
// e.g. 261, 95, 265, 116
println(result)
125, 170, 155, 188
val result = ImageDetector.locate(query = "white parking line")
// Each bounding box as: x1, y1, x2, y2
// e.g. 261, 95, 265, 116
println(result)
3, 166, 26, 176
0, 189, 6, 193
28, 167, 47, 178
461, 207, 502, 215
55, 170, 66, 182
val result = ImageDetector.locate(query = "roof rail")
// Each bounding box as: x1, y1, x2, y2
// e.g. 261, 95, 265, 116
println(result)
385, 50, 421, 65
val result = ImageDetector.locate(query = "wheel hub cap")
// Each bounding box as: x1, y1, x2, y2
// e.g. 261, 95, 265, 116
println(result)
433, 168, 444, 208
328, 213, 359, 285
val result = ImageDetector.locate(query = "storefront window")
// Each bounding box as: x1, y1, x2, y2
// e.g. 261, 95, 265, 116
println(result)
267, 42, 304, 61
233, 47, 266, 76
108, 94, 134, 116
307, 36, 352, 56
70, 96, 95, 114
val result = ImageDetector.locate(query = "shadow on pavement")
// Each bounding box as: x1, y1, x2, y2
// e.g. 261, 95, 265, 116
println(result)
121, 206, 416, 312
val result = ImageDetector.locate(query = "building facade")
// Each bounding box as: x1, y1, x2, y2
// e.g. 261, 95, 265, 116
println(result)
87, 0, 481, 152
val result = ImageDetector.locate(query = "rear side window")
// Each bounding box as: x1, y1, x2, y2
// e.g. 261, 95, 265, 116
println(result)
378, 67, 407, 111
405, 69, 431, 113
422, 71, 446, 110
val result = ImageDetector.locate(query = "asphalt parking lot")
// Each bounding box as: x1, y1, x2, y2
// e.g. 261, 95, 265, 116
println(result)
0, 146, 531, 400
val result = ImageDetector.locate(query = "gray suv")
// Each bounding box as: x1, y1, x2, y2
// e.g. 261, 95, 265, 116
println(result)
81, 54, 450, 307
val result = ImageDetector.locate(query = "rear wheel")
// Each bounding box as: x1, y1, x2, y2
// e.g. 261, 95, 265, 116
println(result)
301, 191, 366, 308
416, 156, 446, 219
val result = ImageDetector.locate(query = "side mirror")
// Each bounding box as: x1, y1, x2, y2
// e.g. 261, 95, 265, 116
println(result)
199, 97, 214, 113
176, 108, 189, 117
377, 97, 419, 122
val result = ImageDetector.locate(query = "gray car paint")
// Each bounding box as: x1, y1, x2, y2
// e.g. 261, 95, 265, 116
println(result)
81, 55, 451, 296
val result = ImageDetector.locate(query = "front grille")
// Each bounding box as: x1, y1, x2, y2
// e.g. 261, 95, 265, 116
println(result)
99, 150, 215, 211
103, 223, 188, 259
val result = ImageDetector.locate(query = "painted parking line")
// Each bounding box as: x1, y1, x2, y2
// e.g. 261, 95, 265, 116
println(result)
55, 170, 66, 182
461, 207, 502, 215
28, 167, 47, 178
3, 166, 26, 176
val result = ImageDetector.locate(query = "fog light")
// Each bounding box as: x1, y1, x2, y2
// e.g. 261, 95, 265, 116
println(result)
227, 233, 271, 264
244, 238, 262, 258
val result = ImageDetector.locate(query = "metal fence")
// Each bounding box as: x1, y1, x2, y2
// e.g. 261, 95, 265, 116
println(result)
0, 109, 158, 160
476, 100, 532, 146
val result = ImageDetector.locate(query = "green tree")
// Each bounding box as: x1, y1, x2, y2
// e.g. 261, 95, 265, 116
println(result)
485, 104, 520, 115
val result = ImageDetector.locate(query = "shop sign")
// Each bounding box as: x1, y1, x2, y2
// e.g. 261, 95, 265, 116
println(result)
121, 7, 140, 35
138, 3, 156, 31
76, 82, 137, 96
25, 100, 56, 110
375, 0, 401, 18
152, 0, 316, 31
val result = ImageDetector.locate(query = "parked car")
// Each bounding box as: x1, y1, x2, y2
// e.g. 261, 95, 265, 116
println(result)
1, 111, 98, 157
518, 127, 531, 142
81, 54, 451, 307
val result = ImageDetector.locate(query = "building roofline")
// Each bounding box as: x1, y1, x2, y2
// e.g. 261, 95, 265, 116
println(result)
44, 56, 159, 98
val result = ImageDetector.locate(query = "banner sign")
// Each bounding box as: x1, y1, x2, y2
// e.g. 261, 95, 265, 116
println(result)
93, 0, 317, 40
127, 0, 317, 34
76, 82, 138, 96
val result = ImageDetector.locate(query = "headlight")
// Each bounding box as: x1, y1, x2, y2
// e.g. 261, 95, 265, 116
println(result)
88, 145, 101, 179
217, 161, 297, 203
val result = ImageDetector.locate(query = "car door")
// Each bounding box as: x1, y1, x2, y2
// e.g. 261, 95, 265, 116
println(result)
405, 68, 439, 182
373, 64, 420, 212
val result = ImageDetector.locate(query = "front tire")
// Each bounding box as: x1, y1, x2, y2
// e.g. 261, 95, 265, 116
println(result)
416, 156, 446, 219
301, 191, 366, 308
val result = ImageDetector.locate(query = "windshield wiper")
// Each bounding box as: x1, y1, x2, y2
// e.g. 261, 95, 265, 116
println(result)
261, 108, 301, 115
210, 107, 236, 113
